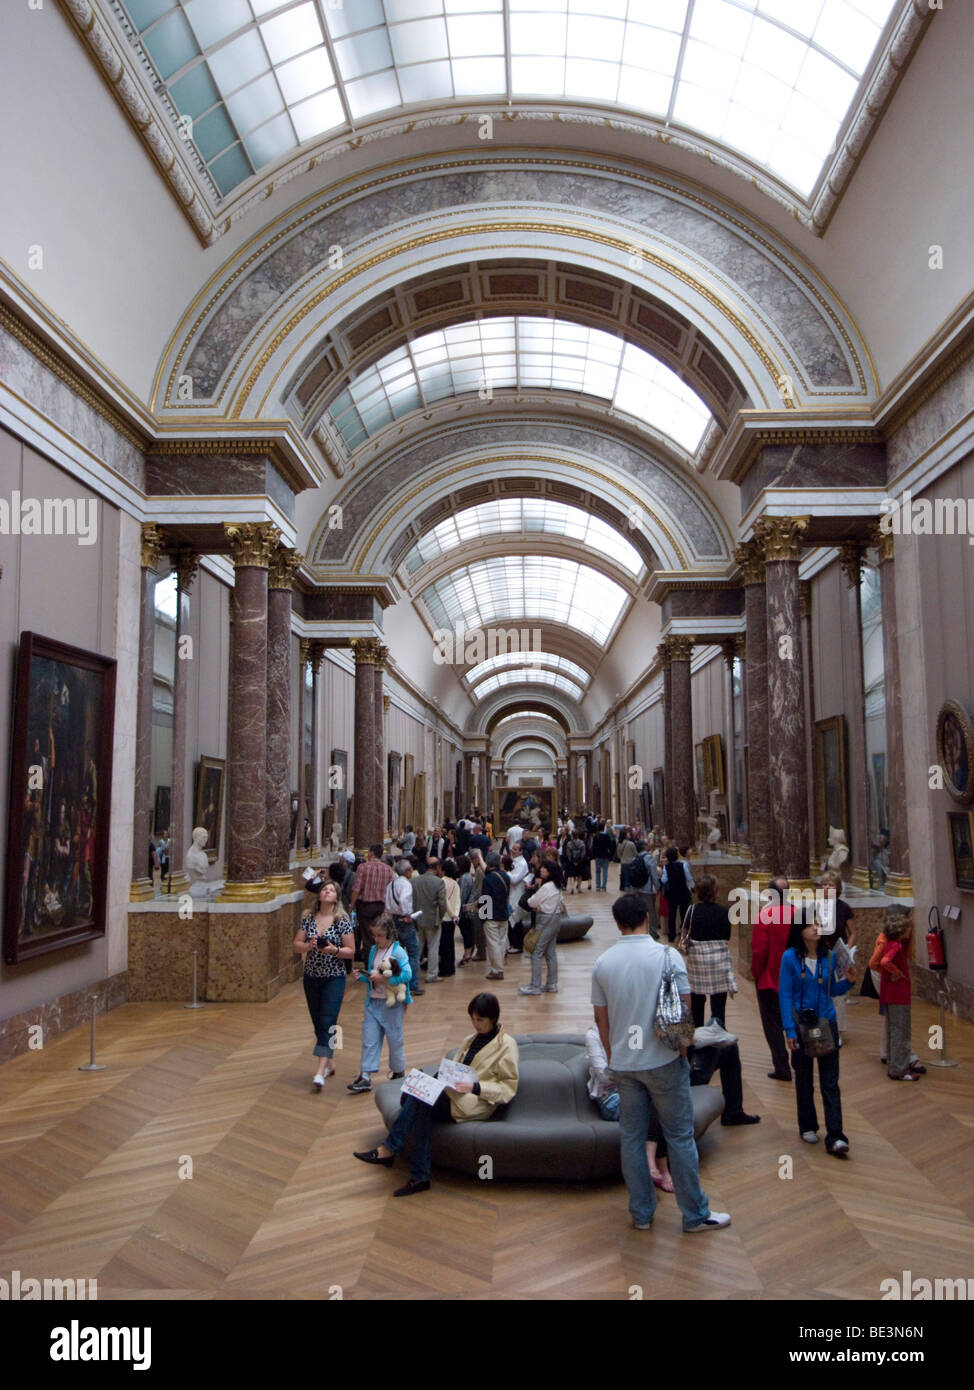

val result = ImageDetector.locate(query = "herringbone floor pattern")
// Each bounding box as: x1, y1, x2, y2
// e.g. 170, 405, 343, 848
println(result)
2, 889, 972, 1301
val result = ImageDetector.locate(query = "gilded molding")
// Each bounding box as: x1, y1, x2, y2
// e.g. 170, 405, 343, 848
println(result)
224, 521, 281, 569
733, 539, 765, 586
140, 522, 164, 569
268, 545, 304, 590
753, 516, 809, 563
754, 428, 879, 448
383, 695, 391, 713
351, 636, 388, 667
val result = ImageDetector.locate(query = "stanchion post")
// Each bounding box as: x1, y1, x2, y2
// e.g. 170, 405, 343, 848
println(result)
77, 996, 107, 1072
928, 988, 959, 1068
184, 949, 206, 1010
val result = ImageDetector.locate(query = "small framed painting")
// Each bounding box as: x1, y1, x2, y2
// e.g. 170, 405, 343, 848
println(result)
153, 785, 171, 836
947, 811, 974, 891
194, 756, 225, 862
936, 700, 974, 804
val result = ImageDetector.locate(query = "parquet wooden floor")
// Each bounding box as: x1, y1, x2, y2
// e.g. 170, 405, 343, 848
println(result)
2, 889, 972, 1301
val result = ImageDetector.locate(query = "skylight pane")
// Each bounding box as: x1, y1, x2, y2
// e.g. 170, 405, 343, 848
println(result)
169, 63, 220, 120
143, 8, 199, 80
451, 56, 506, 94
208, 141, 253, 195
345, 70, 402, 118
275, 48, 335, 103
244, 112, 295, 168
447, 14, 505, 56
566, 15, 624, 63
207, 28, 268, 95
814, 0, 882, 74
334, 28, 394, 81
622, 24, 681, 77
183, 0, 249, 50
565, 59, 619, 101
259, 4, 321, 65
226, 72, 284, 134
392, 18, 449, 65
325, 0, 385, 37
193, 104, 237, 159
291, 89, 345, 141
511, 12, 567, 56
757, 0, 824, 40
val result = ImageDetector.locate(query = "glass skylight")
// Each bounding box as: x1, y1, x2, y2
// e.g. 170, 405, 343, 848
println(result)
421, 556, 628, 646
330, 317, 711, 453
116, 0, 897, 200
466, 651, 591, 687
405, 498, 644, 576
495, 711, 560, 725
472, 669, 586, 701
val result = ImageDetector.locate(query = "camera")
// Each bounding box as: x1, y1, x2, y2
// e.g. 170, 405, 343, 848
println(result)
316, 935, 330, 951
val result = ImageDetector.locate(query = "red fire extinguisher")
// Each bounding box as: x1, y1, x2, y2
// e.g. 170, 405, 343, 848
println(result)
926, 906, 948, 971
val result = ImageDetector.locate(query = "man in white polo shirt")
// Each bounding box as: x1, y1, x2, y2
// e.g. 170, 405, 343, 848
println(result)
591, 892, 732, 1234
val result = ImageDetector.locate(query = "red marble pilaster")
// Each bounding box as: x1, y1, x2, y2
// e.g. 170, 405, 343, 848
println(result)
351, 638, 383, 851
665, 634, 695, 849
839, 540, 872, 890
131, 524, 164, 900
736, 541, 772, 875
265, 546, 302, 892
874, 529, 912, 897
372, 647, 388, 841
168, 549, 199, 893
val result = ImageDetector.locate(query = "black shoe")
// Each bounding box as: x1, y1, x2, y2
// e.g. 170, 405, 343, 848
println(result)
388, 1071, 404, 1080
826, 1140, 850, 1159
412, 988, 425, 996
721, 1112, 761, 1126
347, 1075, 372, 1093
768, 1071, 792, 1081
394, 1178, 430, 1197
353, 1148, 393, 1167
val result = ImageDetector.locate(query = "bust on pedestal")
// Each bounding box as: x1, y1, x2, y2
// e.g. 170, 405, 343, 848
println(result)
186, 826, 211, 896
824, 826, 850, 876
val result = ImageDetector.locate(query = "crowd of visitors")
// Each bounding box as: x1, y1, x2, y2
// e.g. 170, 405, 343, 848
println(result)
292, 807, 919, 1219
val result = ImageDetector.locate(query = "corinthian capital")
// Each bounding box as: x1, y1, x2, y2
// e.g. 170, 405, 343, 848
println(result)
268, 545, 304, 590
838, 539, 865, 588
753, 516, 809, 563
663, 634, 695, 663
733, 539, 765, 586
170, 548, 200, 592
350, 636, 386, 667
141, 522, 165, 570
224, 522, 281, 569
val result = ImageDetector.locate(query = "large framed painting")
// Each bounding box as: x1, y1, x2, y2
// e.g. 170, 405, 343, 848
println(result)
653, 767, 665, 831
814, 715, 848, 858
403, 754, 415, 827
493, 786, 554, 834
936, 699, 974, 803
194, 756, 225, 862
330, 748, 348, 841
412, 772, 427, 830
947, 811, 974, 891
703, 734, 725, 795
153, 784, 171, 835
4, 632, 117, 963
388, 751, 402, 835
694, 742, 707, 811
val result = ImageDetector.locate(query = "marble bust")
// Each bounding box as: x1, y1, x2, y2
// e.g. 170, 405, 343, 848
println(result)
186, 826, 210, 895
330, 823, 343, 852
825, 826, 850, 873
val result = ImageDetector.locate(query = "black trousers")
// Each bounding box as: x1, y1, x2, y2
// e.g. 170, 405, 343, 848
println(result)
757, 987, 791, 1075
647, 1043, 745, 1157
690, 992, 728, 1027
438, 920, 457, 976
791, 1020, 846, 1147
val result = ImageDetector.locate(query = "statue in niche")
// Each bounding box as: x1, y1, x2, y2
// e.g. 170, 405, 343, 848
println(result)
330, 822, 343, 853
824, 825, 850, 875
186, 826, 210, 896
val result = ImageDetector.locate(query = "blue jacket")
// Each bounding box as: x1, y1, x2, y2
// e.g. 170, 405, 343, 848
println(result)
358, 942, 412, 1005
778, 947, 852, 1039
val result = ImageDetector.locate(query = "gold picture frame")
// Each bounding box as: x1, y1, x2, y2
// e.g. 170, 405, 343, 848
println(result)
814, 715, 848, 859
936, 699, 974, 804
947, 810, 974, 891
703, 734, 725, 795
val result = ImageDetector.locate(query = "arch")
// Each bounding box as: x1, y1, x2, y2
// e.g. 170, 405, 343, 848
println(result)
494, 726, 566, 763
476, 689, 583, 737
155, 153, 873, 417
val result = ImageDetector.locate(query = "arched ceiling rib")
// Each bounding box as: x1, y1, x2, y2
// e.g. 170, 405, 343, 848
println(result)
482, 694, 580, 736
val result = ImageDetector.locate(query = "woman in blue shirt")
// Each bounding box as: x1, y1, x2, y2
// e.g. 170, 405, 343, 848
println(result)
778, 910, 856, 1157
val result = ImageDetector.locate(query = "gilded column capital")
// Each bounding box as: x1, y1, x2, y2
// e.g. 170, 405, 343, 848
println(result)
224, 521, 281, 568
838, 538, 865, 588
754, 516, 809, 563
300, 637, 326, 673
372, 643, 390, 671
867, 521, 895, 563
350, 636, 386, 667
268, 545, 304, 590
383, 694, 391, 713
170, 548, 200, 592
798, 580, 811, 617
656, 641, 671, 670
141, 522, 165, 570
664, 634, 695, 663
722, 637, 741, 670
733, 539, 765, 585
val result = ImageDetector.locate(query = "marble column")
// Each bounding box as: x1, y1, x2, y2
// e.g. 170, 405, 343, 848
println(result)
351, 638, 383, 851
733, 633, 749, 857
382, 694, 391, 833
839, 540, 872, 891
167, 548, 199, 894
131, 523, 164, 901
735, 541, 772, 875
657, 642, 672, 833
754, 516, 811, 887
372, 647, 388, 842
265, 546, 302, 894
665, 635, 695, 850
308, 641, 326, 855
721, 639, 738, 856
218, 522, 279, 901
873, 529, 913, 898
799, 582, 818, 878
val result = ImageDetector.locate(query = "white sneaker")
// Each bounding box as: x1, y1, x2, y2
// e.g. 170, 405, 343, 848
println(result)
685, 1212, 732, 1232
518, 986, 543, 995
801, 1131, 819, 1143
693, 1021, 738, 1049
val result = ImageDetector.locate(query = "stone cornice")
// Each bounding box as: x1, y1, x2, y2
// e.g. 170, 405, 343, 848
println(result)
712, 413, 882, 484
646, 572, 738, 604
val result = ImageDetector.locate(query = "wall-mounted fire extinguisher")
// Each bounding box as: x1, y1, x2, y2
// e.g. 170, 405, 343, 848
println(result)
926, 906, 948, 971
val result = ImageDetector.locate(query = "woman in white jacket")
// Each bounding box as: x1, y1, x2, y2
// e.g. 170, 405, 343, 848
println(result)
519, 862, 566, 996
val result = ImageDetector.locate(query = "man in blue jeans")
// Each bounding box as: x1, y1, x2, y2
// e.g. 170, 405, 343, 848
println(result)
591, 893, 732, 1233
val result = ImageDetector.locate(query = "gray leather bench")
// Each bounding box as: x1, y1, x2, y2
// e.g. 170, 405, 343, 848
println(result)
556, 914, 593, 942
372, 1032, 724, 1181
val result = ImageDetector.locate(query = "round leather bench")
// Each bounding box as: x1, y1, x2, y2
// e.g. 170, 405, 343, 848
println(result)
556, 914, 593, 942
372, 1033, 724, 1181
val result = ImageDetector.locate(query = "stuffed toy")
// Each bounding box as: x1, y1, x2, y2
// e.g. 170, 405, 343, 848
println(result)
378, 954, 406, 1008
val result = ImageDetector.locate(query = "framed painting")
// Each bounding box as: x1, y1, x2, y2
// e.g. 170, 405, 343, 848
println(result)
153, 784, 171, 835
404, 754, 415, 827
694, 742, 707, 810
388, 751, 402, 835
814, 715, 848, 859
493, 786, 554, 834
4, 632, 117, 963
936, 699, 974, 803
703, 734, 725, 795
194, 756, 225, 862
947, 811, 974, 891
653, 767, 665, 831
289, 790, 300, 849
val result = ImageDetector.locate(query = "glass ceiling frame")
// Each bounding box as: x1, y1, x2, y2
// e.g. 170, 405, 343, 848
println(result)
329, 316, 712, 455
465, 650, 590, 687
115, 0, 900, 203
404, 498, 645, 579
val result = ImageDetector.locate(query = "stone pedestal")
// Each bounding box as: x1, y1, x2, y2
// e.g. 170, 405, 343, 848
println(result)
736, 541, 773, 876
874, 531, 913, 898
755, 516, 812, 887
218, 522, 279, 902
131, 524, 163, 901
266, 547, 302, 894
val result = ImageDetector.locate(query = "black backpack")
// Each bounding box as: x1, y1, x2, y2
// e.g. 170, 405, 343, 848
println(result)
628, 853, 650, 888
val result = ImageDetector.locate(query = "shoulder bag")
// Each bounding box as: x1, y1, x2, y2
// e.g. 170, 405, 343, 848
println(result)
795, 957, 835, 1057
654, 947, 696, 1051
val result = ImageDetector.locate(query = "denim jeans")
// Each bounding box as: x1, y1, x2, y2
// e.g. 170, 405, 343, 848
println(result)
386, 1091, 453, 1181
395, 919, 420, 994
598, 1091, 620, 1121
616, 1061, 710, 1229
361, 995, 406, 1074
791, 1019, 846, 1146
595, 858, 609, 890
303, 973, 346, 1058
529, 912, 560, 989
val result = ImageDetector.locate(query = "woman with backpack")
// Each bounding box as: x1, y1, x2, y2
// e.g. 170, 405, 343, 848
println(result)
660, 845, 694, 944
564, 832, 586, 893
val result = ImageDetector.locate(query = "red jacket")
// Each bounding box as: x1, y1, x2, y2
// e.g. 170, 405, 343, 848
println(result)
879, 939, 911, 1006
751, 905, 794, 991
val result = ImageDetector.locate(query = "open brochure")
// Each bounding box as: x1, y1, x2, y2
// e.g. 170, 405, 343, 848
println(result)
400, 1059, 478, 1106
